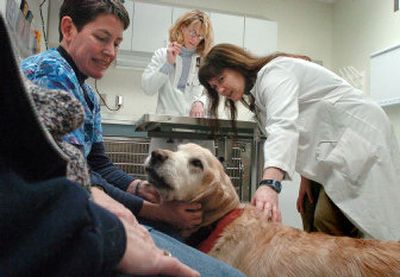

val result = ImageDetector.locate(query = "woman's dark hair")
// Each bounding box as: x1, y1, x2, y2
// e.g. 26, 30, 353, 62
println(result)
198, 43, 311, 123
58, 0, 130, 41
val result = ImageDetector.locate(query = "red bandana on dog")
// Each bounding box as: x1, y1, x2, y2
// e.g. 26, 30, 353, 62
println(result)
197, 208, 244, 253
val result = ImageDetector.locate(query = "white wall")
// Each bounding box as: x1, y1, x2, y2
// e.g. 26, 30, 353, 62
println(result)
332, 0, 400, 152
0, 0, 6, 14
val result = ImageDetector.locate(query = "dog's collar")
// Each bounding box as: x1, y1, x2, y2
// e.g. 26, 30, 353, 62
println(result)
197, 208, 244, 253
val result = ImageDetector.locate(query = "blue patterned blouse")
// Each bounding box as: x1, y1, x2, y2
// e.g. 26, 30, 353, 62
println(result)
21, 48, 103, 157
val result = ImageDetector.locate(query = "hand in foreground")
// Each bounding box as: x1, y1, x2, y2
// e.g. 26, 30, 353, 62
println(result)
189, 101, 205, 118
117, 218, 200, 277
167, 41, 182, 64
251, 186, 282, 222
296, 176, 314, 214
91, 187, 199, 276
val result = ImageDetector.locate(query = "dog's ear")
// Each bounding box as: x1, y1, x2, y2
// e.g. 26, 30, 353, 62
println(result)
190, 167, 240, 227
190, 170, 217, 203
202, 170, 215, 188
201, 178, 240, 227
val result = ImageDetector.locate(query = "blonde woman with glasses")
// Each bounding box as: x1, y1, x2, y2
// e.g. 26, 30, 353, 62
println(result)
142, 9, 215, 153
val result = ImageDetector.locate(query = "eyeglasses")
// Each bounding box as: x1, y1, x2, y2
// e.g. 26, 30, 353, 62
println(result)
186, 29, 204, 41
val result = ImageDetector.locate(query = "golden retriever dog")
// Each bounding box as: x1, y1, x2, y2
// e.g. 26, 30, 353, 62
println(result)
145, 143, 400, 277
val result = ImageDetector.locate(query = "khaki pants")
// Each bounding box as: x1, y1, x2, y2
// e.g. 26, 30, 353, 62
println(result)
301, 181, 362, 238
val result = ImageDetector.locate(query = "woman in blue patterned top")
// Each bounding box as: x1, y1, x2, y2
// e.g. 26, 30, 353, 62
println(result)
22, 1, 203, 231
20, 1, 245, 276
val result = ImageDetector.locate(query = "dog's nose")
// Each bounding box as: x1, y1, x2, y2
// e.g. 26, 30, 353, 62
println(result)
151, 149, 168, 164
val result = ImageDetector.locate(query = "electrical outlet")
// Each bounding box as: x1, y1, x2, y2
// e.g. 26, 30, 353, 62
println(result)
116, 95, 123, 107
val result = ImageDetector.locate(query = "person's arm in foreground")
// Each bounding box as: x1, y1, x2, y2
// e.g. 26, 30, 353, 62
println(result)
117, 218, 199, 276
91, 187, 199, 276
0, 168, 198, 276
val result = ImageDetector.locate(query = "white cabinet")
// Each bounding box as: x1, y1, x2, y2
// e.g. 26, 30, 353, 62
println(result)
172, 7, 191, 23
244, 17, 277, 56
119, 0, 134, 51
116, 2, 278, 68
131, 2, 171, 53
210, 12, 244, 47
209, 12, 277, 56
116, 1, 172, 68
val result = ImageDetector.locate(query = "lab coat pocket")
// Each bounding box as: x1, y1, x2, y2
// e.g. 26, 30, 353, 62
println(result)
316, 128, 378, 184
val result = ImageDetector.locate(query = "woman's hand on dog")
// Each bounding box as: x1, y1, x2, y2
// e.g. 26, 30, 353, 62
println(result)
253, 167, 284, 222
160, 201, 203, 229
140, 201, 203, 229
252, 186, 282, 222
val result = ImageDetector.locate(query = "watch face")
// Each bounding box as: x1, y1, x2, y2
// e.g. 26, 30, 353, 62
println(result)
258, 179, 282, 193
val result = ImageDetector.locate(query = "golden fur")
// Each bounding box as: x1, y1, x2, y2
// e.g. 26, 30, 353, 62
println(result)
145, 143, 400, 277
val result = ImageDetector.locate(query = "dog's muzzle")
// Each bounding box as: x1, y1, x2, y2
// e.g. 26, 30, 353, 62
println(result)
145, 149, 172, 190
149, 149, 168, 165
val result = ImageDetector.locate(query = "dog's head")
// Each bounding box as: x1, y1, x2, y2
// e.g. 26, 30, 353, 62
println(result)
145, 143, 241, 229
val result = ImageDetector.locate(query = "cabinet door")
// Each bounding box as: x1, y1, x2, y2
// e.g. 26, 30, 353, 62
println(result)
172, 7, 191, 23
132, 2, 172, 53
244, 17, 277, 56
172, 8, 211, 25
210, 12, 244, 47
119, 0, 134, 51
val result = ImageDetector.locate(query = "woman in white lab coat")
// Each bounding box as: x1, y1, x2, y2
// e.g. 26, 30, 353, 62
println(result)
142, 10, 214, 153
198, 43, 400, 241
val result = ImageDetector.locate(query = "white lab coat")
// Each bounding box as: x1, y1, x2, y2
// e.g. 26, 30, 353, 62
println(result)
142, 47, 207, 116
251, 56, 400, 240
142, 48, 214, 153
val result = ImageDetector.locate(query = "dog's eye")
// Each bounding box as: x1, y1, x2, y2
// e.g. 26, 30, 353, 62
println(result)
189, 158, 203, 170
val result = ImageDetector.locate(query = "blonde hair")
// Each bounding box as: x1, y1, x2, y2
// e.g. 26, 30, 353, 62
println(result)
169, 10, 214, 57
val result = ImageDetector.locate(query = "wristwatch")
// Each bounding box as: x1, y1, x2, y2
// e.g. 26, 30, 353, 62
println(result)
258, 179, 282, 193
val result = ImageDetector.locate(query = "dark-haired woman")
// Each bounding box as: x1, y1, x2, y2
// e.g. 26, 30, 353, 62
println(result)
198, 43, 400, 241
